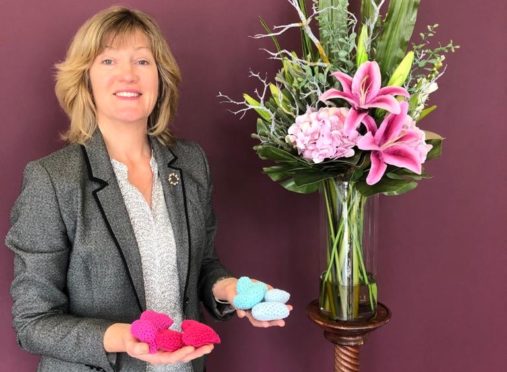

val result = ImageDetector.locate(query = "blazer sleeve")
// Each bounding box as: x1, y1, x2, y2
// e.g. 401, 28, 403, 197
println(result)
5, 161, 116, 372
194, 145, 236, 320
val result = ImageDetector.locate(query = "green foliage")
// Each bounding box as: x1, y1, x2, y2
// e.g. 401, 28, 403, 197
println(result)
360, 0, 381, 24
318, 0, 356, 71
356, 177, 418, 197
259, 17, 281, 53
356, 26, 369, 67
424, 130, 444, 160
243, 94, 271, 121
410, 24, 459, 84
374, 0, 421, 81
222, 0, 455, 197
388, 51, 414, 87
298, 0, 315, 59
417, 105, 437, 122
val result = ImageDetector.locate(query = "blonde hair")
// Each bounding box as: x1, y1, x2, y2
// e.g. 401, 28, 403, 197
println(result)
55, 6, 181, 145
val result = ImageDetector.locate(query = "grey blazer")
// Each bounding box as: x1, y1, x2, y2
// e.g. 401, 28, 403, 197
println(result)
5, 130, 234, 372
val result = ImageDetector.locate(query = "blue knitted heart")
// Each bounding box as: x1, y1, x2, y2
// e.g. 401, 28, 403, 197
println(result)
251, 302, 290, 321
264, 288, 290, 304
233, 277, 268, 310
236, 276, 268, 293
236, 276, 254, 293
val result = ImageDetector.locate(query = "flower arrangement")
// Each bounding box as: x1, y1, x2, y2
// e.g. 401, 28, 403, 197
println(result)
221, 0, 457, 320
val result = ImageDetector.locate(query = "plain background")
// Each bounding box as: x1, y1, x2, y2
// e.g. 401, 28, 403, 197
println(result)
1, 0, 505, 371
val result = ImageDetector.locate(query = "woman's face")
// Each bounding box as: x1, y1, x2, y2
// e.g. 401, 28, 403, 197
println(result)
89, 30, 159, 129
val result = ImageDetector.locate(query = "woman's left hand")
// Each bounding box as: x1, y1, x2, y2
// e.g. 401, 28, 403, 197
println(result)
212, 277, 293, 328
235, 306, 292, 328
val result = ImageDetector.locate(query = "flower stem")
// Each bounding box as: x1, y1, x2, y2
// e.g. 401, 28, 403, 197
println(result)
319, 179, 377, 320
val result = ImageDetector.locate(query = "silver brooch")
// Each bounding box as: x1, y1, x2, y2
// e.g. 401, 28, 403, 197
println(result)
168, 172, 180, 186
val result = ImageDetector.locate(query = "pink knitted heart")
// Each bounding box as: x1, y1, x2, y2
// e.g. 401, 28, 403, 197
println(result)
140, 310, 174, 330
155, 329, 184, 352
181, 320, 221, 347
131, 319, 158, 354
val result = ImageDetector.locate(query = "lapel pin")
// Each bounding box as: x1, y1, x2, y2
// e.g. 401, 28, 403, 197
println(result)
168, 172, 180, 186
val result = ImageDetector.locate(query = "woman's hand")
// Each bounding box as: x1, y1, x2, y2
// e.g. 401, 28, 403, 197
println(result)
235, 306, 292, 328
212, 277, 293, 328
104, 323, 213, 365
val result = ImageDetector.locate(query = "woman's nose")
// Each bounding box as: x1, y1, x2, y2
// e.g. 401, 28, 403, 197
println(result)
117, 62, 137, 82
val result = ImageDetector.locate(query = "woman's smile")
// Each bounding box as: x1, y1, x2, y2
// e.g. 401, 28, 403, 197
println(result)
89, 30, 159, 128
114, 90, 142, 98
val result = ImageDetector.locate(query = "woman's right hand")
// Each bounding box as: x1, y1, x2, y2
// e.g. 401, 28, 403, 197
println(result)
104, 323, 214, 364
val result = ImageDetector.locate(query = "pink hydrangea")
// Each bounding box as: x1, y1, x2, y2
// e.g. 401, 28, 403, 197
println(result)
286, 107, 358, 163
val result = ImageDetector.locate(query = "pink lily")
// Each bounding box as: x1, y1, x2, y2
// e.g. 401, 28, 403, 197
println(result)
357, 102, 431, 185
320, 61, 409, 132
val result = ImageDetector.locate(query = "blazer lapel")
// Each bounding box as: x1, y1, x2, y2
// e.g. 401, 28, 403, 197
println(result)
81, 131, 146, 310
151, 138, 190, 302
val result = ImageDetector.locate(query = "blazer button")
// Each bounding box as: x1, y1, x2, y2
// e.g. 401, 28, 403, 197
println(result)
184, 296, 189, 304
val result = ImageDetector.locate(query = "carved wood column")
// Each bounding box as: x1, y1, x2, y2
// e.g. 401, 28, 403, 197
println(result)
306, 300, 391, 372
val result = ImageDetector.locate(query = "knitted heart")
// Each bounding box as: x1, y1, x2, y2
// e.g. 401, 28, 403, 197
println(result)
181, 320, 221, 347
233, 279, 268, 310
236, 276, 268, 293
131, 319, 158, 354
140, 310, 174, 330
155, 329, 184, 352
251, 302, 290, 321
264, 288, 291, 304
236, 276, 254, 293
233, 285, 266, 309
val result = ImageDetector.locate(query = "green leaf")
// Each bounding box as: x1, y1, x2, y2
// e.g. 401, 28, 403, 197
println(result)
417, 105, 437, 122
361, 0, 381, 24
383, 181, 418, 196
263, 165, 293, 182
387, 51, 414, 87
280, 177, 321, 194
356, 26, 369, 67
424, 130, 443, 141
243, 94, 271, 121
350, 168, 364, 182
256, 118, 270, 137
356, 177, 418, 196
255, 145, 304, 163
259, 17, 281, 53
318, 0, 350, 65
293, 171, 333, 186
386, 170, 429, 181
269, 83, 292, 113
424, 130, 444, 160
269, 84, 281, 99
298, 0, 314, 59
368, 282, 378, 305
374, 0, 421, 80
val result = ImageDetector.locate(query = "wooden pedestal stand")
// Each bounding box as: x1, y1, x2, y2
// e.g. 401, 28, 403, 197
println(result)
306, 300, 391, 372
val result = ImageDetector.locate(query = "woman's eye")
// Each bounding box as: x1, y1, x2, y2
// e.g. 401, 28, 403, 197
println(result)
137, 59, 150, 65
101, 59, 114, 65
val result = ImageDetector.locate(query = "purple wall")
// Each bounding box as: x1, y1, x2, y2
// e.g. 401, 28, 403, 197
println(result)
1, 1, 505, 371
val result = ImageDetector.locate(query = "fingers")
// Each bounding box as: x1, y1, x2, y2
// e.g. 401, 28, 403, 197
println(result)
125, 339, 149, 357
181, 344, 214, 363
160, 346, 196, 363
238, 310, 286, 328
126, 341, 213, 365
148, 345, 213, 365
250, 278, 273, 290
236, 304, 293, 328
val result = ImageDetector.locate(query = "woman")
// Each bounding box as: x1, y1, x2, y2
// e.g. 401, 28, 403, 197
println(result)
6, 7, 290, 372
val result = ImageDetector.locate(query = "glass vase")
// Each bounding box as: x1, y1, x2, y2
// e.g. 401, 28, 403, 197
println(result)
319, 178, 378, 321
